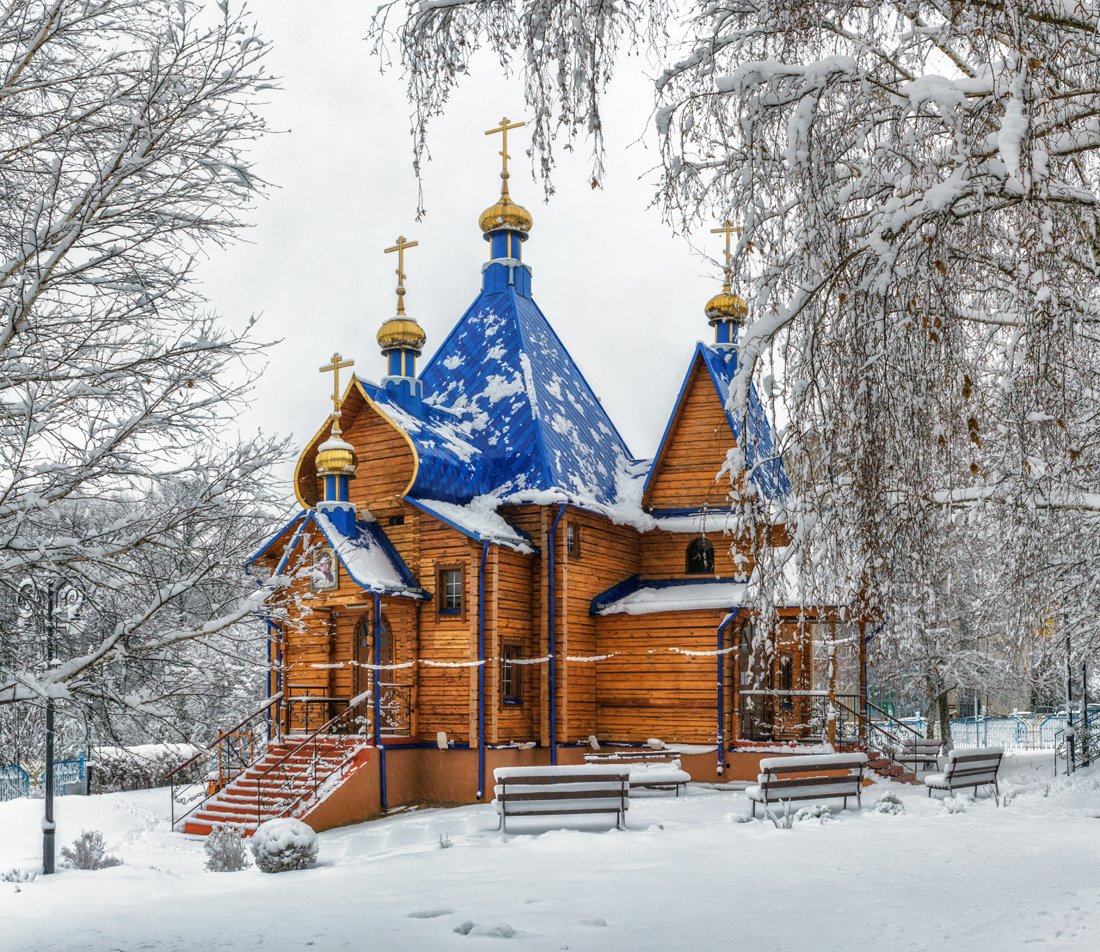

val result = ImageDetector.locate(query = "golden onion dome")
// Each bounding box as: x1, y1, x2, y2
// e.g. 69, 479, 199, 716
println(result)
705, 286, 748, 324
316, 433, 358, 476
377, 317, 426, 354
479, 197, 533, 235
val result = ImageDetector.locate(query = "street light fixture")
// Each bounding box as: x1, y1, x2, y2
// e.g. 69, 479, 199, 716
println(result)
18, 575, 84, 875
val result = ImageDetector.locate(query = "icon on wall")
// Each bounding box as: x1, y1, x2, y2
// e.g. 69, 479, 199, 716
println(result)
311, 546, 338, 592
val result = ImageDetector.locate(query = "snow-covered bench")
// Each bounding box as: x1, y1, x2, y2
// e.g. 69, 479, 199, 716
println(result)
493, 765, 630, 833
584, 750, 690, 795
924, 747, 1003, 798
894, 738, 942, 772
747, 753, 868, 817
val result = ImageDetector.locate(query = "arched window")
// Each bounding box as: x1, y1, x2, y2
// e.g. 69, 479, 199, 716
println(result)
686, 537, 714, 574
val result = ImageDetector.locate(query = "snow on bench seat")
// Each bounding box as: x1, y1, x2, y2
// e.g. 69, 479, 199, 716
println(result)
492, 765, 630, 832
747, 752, 868, 817
925, 747, 1003, 798
583, 750, 691, 795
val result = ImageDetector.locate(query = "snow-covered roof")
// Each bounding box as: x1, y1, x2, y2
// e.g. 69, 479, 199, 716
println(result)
406, 497, 534, 553
591, 576, 749, 616
248, 509, 428, 599
355, 277, 638, 512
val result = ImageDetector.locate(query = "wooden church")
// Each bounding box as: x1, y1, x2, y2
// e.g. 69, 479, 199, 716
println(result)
179, 120, 868, 834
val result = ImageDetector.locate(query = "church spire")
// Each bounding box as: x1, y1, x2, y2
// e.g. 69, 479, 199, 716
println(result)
315, 352, 358, 534
377, 234, 426, 404
479, 117, 533, 296
705, 221, 748, 347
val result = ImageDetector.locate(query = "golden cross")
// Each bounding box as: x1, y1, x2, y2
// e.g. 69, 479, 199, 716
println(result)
485, 116, 526, 196
711, 220, 744, 288
319, 351, 354, 417
384, 235, 418, 316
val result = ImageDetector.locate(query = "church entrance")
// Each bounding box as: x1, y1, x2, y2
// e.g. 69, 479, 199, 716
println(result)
354, 613, 411, 736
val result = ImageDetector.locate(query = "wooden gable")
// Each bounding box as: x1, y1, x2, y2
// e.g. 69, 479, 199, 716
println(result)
642, 354, 739, 512
294, 380, 417, 511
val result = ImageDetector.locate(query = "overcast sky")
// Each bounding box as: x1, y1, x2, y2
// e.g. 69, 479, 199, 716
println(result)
199, 4, 725, 488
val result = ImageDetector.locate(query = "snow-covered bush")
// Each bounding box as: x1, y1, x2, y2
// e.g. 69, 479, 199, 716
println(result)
942, 794, 973, 815
204, 824, 251, 872
1, 868, 35, 883
794, 804, 835, 824
873, 792, 906, 815
60, 830, 122, 870
90, 744, 202, 794
250, 818, 317, 873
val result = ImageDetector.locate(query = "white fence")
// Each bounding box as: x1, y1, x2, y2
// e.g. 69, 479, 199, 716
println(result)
893, 715, 1069, 751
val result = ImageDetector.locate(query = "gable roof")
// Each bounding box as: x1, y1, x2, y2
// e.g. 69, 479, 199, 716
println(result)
248, 509, 428, 600
642, 342, 791, 506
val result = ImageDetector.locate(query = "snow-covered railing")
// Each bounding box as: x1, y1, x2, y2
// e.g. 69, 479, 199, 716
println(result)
168, 692, 282, 831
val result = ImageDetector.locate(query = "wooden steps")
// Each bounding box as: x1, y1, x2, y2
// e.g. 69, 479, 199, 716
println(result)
866, 750, 920, 785
180, 736, 368, 836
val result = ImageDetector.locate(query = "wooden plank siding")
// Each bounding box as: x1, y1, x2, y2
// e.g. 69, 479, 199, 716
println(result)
296, 384, 416, 510
595, 609, 728, 743
642, 357, 742, 512
640, 530, 748, 580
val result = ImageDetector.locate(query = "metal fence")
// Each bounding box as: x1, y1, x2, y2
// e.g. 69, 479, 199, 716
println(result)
891, 714, 1071, 750
0, 763, 30, 801
0, 755, 86, 800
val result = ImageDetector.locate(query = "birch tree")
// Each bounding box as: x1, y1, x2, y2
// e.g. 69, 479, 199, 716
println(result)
0, 1, 288, 725
374, 1, 1100, 704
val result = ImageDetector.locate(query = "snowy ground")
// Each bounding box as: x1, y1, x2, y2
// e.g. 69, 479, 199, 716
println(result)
1, 753, 1097, 952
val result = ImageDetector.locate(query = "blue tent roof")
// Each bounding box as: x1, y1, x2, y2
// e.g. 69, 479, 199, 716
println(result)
369, 282, 635, 507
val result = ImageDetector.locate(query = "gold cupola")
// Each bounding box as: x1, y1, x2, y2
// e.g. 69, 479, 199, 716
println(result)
479, 117, 533, 238
707, 221, 748, 346
315, 431, 358, 476
377, 235, 426, 404
377, 317, 426, 354
315, 352, 359, 533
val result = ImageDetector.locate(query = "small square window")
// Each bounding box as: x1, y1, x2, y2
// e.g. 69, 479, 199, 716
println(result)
439, 568, 463, 614
501, 644, 523, 705
566, 523, 580, 557
388, 515, 405, 527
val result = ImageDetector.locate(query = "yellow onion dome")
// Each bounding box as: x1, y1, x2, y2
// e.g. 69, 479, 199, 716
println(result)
705, 287, 748, 324
315, 433, 357, 476
479, 197, 533, 235
376, 317, 426, 354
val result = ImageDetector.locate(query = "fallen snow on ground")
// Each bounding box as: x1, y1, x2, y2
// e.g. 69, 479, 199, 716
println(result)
0, 753, 1097, 951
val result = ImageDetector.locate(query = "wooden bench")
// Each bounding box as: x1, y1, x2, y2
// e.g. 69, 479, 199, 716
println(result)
894, 738, 942, 772
747, 753, 868, 817
924, 747, 1003, 798
584, 749, 690, 796
493, 765, 630, 833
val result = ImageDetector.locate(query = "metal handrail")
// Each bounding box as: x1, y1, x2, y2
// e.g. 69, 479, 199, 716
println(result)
253, 697, 373, 824
834, 698, 920, 772
165, 692, 283, 783
169, 692, 283, 830
863, 698, 926, 741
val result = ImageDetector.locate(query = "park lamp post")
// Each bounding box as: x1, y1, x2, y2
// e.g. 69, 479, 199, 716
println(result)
18, 576, 84, 875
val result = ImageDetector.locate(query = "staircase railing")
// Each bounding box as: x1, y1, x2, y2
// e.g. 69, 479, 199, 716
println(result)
167, 692, 282, 831
252, 695, 373, 825
1055, 708, 1100, 774
834, 698, 930, 774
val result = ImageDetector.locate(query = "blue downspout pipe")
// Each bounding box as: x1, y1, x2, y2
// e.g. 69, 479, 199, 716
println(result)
373, 592, 387, 811
548, 505, 566, 765
716, 614, 737, 777
477, 540, 489, 799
